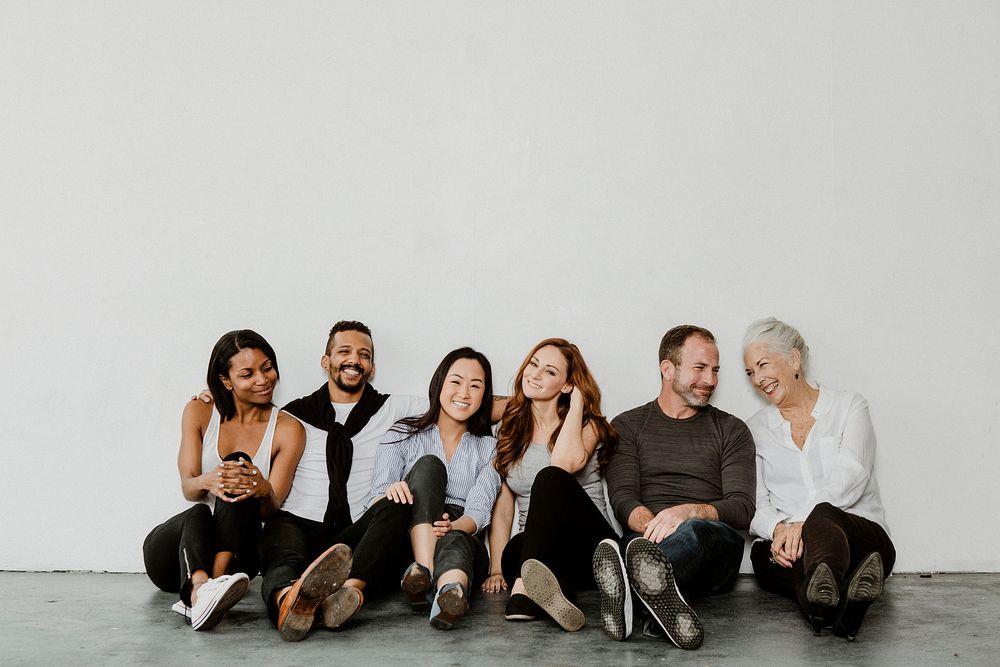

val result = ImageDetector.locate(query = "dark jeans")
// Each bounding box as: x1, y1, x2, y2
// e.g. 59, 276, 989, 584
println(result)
143, 451, 261, 605
626, 518, 745, 598
751, 502, 896, 610
351, 454, 488, 590
500, 466, 618, 597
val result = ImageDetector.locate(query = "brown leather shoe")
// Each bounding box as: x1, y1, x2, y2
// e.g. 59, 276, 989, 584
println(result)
316, 585, 364, 629
277, 543, 352, 642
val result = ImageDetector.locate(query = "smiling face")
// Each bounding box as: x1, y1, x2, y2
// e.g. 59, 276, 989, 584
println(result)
664, 335, 719, 409
220, 347, 278, 405
521, 345, 572, 402
438, 357, 487, 425
322, 329, 375, 395
744, 342, 799, 406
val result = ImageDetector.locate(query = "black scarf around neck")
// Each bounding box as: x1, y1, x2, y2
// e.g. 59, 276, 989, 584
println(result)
283, 382, 389, 536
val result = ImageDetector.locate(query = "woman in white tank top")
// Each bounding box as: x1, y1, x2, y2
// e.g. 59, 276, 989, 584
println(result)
483, 338, 620, 632
143, 330, 305, 631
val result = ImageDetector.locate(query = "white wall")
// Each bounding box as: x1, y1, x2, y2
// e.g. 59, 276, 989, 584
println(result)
2, 2, 997, 573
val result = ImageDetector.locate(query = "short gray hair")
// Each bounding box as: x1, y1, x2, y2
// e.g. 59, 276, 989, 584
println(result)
743, 317, 810, 373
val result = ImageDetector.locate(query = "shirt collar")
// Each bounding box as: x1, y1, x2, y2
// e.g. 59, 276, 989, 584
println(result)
764, 383, 826, 428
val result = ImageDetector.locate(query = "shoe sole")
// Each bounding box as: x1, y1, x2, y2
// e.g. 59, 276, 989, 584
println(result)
429, 587, 469, 630
592, 539, 633, 641
318, 586, 363, 629
805, 562, 841, 608
522, 559, 585, 632
401, 565, 433, 610
279, 543, 352, 642
846, 553, 883, 602
626, 538, 704, 650
192, 574, 249, 631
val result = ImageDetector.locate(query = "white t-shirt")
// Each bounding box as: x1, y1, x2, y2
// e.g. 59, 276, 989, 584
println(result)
280, 393, 428, 523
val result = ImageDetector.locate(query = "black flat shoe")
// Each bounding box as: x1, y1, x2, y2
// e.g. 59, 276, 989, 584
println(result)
504, 593, 540, 621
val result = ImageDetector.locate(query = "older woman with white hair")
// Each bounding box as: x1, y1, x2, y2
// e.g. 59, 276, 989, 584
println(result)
742, 318, 894, 641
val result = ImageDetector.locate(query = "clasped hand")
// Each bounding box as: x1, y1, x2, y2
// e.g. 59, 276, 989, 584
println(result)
211, 458, 263, 502
770, 521, 804, 568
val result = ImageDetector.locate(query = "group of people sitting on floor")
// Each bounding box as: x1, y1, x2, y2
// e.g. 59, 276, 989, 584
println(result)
143, 318, 894, 648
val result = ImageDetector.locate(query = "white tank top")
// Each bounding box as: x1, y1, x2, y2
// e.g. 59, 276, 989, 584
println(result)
199, 407, 278, 512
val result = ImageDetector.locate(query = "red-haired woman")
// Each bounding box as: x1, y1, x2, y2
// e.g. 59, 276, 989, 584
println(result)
482, 339, 618, 631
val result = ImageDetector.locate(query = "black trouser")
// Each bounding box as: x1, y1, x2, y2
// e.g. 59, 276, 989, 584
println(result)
751, 502, 896, 614
500, 466, 619, 597
258, 510, 330, 624
143, 451, 261, 605
338, 455, 489, 592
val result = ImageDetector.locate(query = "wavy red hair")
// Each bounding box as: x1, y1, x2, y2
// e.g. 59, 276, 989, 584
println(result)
495, 338, 617, 477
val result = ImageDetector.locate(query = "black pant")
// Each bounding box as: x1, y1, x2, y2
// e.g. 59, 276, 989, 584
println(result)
143, 451, 261, 605
751, 502, 896, 610
339, 455, 488, 590
500, 466, 619, 597
258, 510, 331, 624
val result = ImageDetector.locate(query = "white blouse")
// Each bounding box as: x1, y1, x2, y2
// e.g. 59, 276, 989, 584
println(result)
747, 384, 889, 540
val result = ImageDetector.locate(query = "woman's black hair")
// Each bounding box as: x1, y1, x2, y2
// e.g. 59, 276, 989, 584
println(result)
391, 347, 494, 439
206, 329, 279, 422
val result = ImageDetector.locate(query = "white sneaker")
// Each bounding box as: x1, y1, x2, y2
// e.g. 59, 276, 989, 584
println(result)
190, 573, 250, 631
171, 600, 190, 616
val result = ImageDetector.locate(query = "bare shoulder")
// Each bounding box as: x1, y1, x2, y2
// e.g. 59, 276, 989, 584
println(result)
182, 397, 214, 427
276, 410, 306, 435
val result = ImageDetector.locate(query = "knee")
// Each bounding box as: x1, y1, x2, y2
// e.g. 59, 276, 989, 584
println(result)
222, 450, 254, 463
190, 503, 212, 521
409, 455, 447, 486
803, 502, 839, 536
530, 466, 575, 495
749, 540, 773, 570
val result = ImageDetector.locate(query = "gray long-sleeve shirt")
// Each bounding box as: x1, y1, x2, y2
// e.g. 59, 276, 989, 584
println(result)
607, 401, 756, 530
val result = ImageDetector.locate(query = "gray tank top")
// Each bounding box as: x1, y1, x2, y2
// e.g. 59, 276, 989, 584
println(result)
505, 442, 607, 532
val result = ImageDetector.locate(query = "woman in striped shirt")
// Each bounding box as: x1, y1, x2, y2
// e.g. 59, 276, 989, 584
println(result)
326, 347, 501, 631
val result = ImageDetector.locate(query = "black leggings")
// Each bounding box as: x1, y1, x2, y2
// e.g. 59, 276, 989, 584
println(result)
501, 466, 618, 597
335, 455, 489, 591
751, 502, 896, 611
143, 451, 261, 605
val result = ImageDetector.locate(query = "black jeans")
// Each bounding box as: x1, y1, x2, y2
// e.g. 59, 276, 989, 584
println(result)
143, 451, 261, 605
258, 510, 331, 624
625, 518, 745, 598
751, 502, 896, 610
339, 454, 488, 590
500, 466, 618, 597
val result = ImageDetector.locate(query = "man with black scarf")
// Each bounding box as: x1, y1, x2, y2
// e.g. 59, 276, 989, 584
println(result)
260, 320, 427, 641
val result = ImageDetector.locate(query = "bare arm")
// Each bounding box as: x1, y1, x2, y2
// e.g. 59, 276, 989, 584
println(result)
483, 482, 515, 592
491, 395, 510, 424
178, 400, 223, 502
549, 387, 600, 474
254, 413, 305, 517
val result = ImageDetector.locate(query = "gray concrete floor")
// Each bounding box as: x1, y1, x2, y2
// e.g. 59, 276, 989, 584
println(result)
0, 572, 996, 666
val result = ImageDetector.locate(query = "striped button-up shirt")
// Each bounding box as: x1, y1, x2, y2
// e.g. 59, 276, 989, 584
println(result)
366, 424, 500, 533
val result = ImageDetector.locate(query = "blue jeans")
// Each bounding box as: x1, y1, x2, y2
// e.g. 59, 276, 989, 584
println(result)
626, 519, 744, 598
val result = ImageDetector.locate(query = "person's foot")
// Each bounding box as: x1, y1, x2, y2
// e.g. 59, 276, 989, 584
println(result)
592, 538, 633, 641
834, 552, 884, 641
401, 562, 433, 610
316, 585, 364, 629
277, 543, 352, 642
521, 558, 584, 632
429, 582, 469, 630
625, 538, 703, 650
504, 593, 540, 621
189, 572, 249, 631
